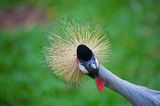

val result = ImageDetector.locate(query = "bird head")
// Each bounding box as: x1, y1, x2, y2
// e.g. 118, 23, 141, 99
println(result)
77, 44, 105, 92
45, 18, 109, 91
76, 44, 99, 75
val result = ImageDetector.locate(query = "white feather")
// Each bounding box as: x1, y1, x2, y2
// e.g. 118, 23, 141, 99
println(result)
78, 64, 89, 74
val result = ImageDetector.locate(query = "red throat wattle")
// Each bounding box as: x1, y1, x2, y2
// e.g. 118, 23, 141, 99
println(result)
95, 76, 105, 92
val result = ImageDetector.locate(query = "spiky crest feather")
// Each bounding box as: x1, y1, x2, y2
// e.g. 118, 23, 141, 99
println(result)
45, 18, 110, 84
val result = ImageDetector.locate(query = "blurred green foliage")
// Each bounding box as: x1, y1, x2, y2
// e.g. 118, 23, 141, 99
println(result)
0, 0, 160, 106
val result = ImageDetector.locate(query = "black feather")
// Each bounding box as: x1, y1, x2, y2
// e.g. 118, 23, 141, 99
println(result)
77, 44, 93, 61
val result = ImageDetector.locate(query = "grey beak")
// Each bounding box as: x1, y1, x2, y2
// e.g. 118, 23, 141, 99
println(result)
88, 58, 99, 71
90, 63, 97, 70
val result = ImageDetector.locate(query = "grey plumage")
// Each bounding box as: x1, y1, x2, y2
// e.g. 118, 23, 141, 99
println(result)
98, 65, 160, 106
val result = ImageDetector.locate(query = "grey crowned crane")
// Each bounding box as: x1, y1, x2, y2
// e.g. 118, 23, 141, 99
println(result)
77, 44, 160, 106
45, 18, 160, 106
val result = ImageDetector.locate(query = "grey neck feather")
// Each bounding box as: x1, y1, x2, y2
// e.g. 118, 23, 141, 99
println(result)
98, 65, 160, 106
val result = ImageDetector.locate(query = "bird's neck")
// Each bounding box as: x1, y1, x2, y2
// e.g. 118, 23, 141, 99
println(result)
98, 65, 159, 105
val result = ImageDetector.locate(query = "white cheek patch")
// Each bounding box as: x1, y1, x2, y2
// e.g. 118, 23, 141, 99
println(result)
95, 58, 99, 67
78, 64, 89, 74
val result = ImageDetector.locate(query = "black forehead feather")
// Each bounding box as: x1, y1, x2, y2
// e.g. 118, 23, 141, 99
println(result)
77, 44, 93, 61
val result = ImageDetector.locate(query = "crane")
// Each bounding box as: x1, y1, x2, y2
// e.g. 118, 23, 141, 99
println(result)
76, 44, 160, 106
45, 18, 160, 106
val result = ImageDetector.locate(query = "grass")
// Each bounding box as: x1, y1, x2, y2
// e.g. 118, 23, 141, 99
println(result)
0, 0, 160, 106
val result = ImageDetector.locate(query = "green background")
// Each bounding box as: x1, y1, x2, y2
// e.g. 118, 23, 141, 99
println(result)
0, 0, 160, 106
